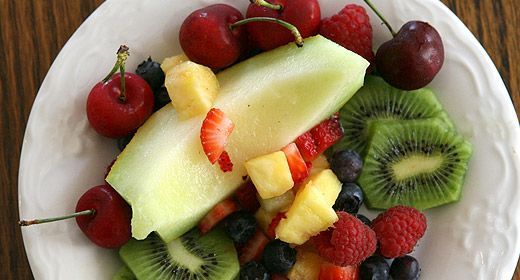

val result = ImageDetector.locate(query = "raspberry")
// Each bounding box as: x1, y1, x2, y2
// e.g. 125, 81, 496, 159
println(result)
320, 4, 375, 64
312, 211, 376, 266
371, 206, 427, 258
234, 180, 261, 213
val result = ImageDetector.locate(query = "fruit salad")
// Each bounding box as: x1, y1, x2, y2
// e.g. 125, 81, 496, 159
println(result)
19, 0, 472, 279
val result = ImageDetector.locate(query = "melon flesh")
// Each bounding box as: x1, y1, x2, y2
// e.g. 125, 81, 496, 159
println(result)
106, 35, 369, 242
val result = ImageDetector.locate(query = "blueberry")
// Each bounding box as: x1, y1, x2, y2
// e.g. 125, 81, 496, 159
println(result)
240, 261, 269, 280
136, 57, 165, 90
153, 86, 171, 111
390, 255, 420, 280
359, 255, 390, 280
333, 183, 364, 213
224, 211, 257, 244
356, 214, 372, 226
262, 240, 296, 273
330, 150, 363, 183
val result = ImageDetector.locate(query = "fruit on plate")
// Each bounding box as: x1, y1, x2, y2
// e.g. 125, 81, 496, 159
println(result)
282, 143, 310, 184
238, 229, 270, 265
275, 169, 341, 245
287, 250, 324, 280
358, 119, 472, 210
295, 114, 344, 162
390, 255, 421, 280
119, 229, 239, 280
246, 0, 321, 50
19, 184, 132, 249
359, 256, 390, 280
200, 108, 235, 166
262, 239, 297, 273
198, 198, 239, 234
255, 208, 277, 233
364, 0, 444, 90
333, 75, 453, 154
179, 4, 248, 69
86, 45, 154, 138
106, 35, 369, 242
245, 151, 294, 199
164, 61, 219, 119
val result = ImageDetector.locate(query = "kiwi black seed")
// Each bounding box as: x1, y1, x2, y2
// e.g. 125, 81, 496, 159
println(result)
358, 119, 472, 210
333, 75, 454, 154
119, 228, 239, 280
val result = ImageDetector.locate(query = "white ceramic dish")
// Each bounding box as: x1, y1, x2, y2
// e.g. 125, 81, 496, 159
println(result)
18, 0, 520, 279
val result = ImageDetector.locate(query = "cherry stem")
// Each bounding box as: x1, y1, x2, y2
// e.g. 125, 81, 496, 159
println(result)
230, 17, 303, 48
18, 209, 95, 226
249, 0, 282, 11
102, 45, 130, 102
363, 0, 396, 36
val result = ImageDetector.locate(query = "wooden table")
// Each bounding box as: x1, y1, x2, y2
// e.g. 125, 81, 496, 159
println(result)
0, 0, 518, 279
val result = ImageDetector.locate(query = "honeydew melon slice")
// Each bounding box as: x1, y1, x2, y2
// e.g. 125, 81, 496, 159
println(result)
106, 35, 369, 242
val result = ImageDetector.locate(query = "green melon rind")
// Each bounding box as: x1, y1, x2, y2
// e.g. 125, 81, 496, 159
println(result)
106, 35, 369, 242
358, 119, 472, 210
112, 265, 136, 280
334, 75, 455, 154
119, 228, 239, 280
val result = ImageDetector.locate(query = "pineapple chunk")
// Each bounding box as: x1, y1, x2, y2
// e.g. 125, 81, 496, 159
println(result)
164, 61, 219, 119
288, 251, 324, 280
276, 169, 341, 245
161, 54, 189, 74
245, 151, 294, 199
257, 190, 295, 214
255, 207, 276, 232
310, 155, 330, 174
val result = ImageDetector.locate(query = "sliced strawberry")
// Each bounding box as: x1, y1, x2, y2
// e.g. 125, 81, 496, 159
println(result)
198, 198, 239, 234
239, 229, 270, 265
311, 114, 343, 155
267, 212, 287, 239
282, 143, 310, 184
200, 108, 235, 164
234, 180, 261, 213
217, 151, 233, 172
295, 131, 318, 162
295, 114, 343, 162
319, 263, 359, 280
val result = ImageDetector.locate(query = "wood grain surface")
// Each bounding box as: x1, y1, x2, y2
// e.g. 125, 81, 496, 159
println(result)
0, 0, 518, 279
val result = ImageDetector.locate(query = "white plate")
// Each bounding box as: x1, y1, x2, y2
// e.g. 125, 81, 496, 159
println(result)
19, 0, 520, 279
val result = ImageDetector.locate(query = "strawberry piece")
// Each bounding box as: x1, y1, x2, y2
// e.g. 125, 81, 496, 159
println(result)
200, 108, 235, 164
267, 212, 287, 239
239, 229, 270, 265
319, 263, 359, 280
198, 198, 239, 234
295, 131, 318, 162
282, 143, 310, 184
217, 151, 233, 172
234, 180, 261, 213
311, 114, 343, 155
295, 115, 343, 162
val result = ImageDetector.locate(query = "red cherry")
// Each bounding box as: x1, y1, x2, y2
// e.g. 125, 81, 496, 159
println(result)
75, 184, 132, 249
86, 46, 154, 138
179, 4, 249, 69
19, 184, 132, 249
246, 0, 321, 50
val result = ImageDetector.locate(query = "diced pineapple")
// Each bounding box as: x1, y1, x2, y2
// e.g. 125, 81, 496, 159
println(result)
275, 169, 341, 245
257, 190, 295, 214
164, 61, 219, 119
161, 54, 189, 74
255, 207, 276, 233
310, 155, 330, 175
308, 169, 341, 205
245, 151, 294, 199
288, 251, 324, 280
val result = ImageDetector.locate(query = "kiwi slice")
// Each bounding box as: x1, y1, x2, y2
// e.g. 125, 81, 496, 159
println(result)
334, 75, 454, 154
119, 228, 239, 280
358, 119, 472, 210
112, 265, 136, 280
